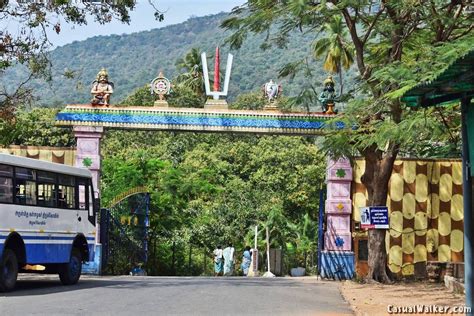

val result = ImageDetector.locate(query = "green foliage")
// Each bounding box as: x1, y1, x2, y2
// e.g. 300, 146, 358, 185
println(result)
313, 15, 354, 72
119, 85, 154, 106
322, 96, 463, 160
231, 90, 293, 112
0, 108, 74, 147
175, 48, 206, 98
222, 0, 473, 165
168, 85, 205, 108
312, 15, 354, 95
230, 91, 266, 110
101, 132, 326, 275
101, 150, 218, 275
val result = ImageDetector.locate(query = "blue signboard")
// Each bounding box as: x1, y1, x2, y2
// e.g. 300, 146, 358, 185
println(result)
360, 206, 389, 229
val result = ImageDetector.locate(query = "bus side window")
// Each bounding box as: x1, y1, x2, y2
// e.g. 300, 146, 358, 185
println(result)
58, 175, 75, 209
0, 177, 13, 203
78, 179, 88, 211
0, 164, 13, 203
37, 171, 57, 207
15, 167, 36, 206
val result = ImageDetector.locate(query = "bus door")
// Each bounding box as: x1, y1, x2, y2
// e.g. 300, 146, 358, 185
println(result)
88, 180, 97, 250
77, 178, 96, 256
88, 180, 96, 229
77, 178, 89, 231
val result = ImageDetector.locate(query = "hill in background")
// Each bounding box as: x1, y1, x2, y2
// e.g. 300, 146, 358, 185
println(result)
4, 13, 355, 107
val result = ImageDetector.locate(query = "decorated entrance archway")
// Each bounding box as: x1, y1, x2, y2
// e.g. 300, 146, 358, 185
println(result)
55, 103, 354, 279
55, 49, 354, 278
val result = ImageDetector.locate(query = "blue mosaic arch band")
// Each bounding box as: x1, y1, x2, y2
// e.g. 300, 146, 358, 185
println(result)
56, 105, 342, 135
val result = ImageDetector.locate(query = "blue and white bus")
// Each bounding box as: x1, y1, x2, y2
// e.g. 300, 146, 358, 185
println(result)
0, 154, 98, 291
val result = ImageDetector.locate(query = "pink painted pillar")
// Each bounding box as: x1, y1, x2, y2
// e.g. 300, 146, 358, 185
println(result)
73, 126, 104, 197
324, 157, 352, 251
74, 126, 104, 274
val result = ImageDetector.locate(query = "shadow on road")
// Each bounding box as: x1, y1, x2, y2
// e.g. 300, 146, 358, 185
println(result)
2, 275, 329, 297
2, 276, 131, 297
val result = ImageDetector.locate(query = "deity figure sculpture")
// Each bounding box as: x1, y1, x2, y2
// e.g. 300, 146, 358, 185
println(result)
91, 68, 114, 106
318, 76, 337, 114
263, 79, 282, 103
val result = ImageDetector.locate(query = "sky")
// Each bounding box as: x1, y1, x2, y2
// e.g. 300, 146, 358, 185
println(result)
44, 0, 245, 47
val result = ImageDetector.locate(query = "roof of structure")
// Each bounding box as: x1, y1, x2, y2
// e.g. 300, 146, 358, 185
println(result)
401, 49, 474, 107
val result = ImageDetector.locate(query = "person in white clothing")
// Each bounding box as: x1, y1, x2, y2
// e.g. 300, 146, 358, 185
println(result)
213, 246, 224, 276
223, 243, 235, 276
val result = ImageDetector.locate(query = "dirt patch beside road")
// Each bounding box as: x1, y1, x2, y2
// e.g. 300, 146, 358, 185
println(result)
340, 280, 466, 315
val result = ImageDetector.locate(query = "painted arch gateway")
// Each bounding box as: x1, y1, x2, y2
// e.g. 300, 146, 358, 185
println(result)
55, 104, 356, 278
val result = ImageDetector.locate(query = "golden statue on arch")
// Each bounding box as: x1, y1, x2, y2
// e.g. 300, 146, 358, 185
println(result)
91, 68, 114, 106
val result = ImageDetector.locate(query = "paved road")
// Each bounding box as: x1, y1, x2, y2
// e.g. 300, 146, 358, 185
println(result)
0, 274, 352, 315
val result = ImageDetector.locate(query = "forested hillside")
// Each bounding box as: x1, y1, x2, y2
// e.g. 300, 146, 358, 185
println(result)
4, 13, 354, 106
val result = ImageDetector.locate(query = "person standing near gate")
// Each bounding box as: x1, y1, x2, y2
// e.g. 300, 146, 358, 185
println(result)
223, 243, 235, 276
241, 246, 252, 276
213, 245, 224, 276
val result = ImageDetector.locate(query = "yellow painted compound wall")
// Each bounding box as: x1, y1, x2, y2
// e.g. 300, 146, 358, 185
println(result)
353, 158, 463, 276
0, 145, 76, 166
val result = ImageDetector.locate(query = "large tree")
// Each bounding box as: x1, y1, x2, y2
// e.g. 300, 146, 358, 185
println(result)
223, 1, 473, 282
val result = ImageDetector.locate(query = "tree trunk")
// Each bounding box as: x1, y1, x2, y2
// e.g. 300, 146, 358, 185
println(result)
361, 146, 398, 283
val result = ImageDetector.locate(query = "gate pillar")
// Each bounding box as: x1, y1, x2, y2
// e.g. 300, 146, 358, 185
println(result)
320, 157, 355, 280
73, 126, 104, 196
73, 126, 104, 275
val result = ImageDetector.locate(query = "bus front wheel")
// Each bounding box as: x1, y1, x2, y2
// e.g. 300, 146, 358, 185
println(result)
0, 249, 19, 292
59, 248, 82, 285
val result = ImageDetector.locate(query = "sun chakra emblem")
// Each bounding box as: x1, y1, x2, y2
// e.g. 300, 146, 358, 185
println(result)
151, 71, 171, 101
